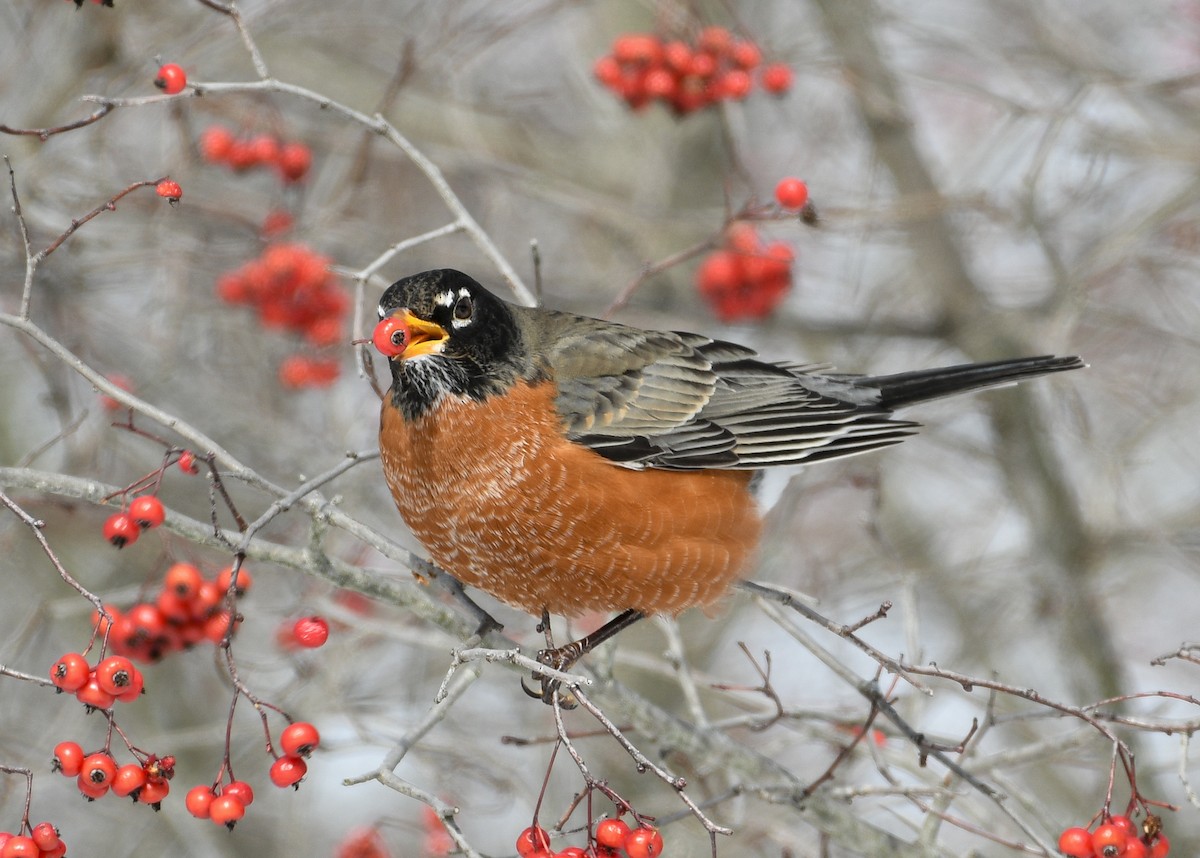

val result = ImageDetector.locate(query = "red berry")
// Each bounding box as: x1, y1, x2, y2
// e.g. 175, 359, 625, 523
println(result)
612, 33, 662, 65
1092, 824, 1128, 857
81, 752, 117, 787
643, 68, 677, 100
163, 562, 202, 599
94, 655, 138, 696
278, 142, 313, 182
554, 849, 587, 858
761, 63, 794, 94
774, 176, 810, 210
269, 755, 307, 789
593, 55, 622, 88
138, 776, 170, 806
1057, 827, 1095, 858
261, 208, 295, 238
29, 823, 60, 852
185, 785, 215, 819
99, 373, 133, 411
223, 780, 255, 806
129, 495, 166, 528
280, 721, 320, 757
217, 564, 252, 596
113, 664, 145, 702
718, 69, 753, 100
291, 616, 329, 648
199, 125, 234, 162
1108, 816, 1136, 837
74, 675, 116, 709
103, 512, 140, 548
53, 741, 85, 776
248, 134, 281, 166
76, 772, 109, 800
1, 836, 39, 858
1149, 834, 1170, 858
111, 763, 148, 797
1123, 838, 1149, 858
154, 63, 187, 95
178, 450, 200, 474
155, 179, 182, 202
50, 653, 90, 692
697, 26, 732, 56
373, 316, 410, 358
730, 40, 762, 69
623, 826, 664, 858
209, 794, 246, 828
594, 819, 630, 850
516, 825, 551, 857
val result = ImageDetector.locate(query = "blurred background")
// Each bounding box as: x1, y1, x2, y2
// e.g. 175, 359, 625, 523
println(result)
1, 1, 1198, 856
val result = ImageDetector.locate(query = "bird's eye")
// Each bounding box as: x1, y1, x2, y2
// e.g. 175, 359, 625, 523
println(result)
452, 295, 473, 321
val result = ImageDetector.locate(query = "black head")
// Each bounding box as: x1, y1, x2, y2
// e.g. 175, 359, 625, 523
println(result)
376, 269, 529, 418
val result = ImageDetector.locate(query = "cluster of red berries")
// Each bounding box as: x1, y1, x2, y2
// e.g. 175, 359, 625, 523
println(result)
199, 125, 313, 183
102, 495, 165, 549
336, 826, 393, 858
154, 64, 187, 96
516, 819, 663, 858
1058, 815, 1169, 858
215, 242, 346, 388
594, 28, 793, 115
93, 562, 249, 663
50, 653, 144, 710
184, 721, 318, 828
0, 822, 67, 858
52, 742, 175, 808
696, 222, 794, 321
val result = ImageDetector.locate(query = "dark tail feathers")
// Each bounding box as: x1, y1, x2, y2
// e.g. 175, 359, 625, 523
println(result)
857, 355, 1085, 411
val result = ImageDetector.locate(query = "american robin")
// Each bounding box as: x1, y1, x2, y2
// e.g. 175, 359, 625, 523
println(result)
374, 268, 1082, 664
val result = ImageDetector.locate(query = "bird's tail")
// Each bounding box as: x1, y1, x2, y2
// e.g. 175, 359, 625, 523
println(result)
855, 355, 1085, 411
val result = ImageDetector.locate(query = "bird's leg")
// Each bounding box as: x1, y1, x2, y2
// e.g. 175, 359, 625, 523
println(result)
434, 570, 504, 638
522, 609, 646, 705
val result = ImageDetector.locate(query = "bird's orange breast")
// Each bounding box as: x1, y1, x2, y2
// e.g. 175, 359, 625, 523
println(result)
379, 379, 761, 617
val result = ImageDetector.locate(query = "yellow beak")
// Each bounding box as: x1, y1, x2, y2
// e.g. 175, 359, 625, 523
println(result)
396, 310, 448, 358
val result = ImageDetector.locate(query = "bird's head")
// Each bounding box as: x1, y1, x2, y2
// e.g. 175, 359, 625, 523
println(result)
375, 269, 529, 416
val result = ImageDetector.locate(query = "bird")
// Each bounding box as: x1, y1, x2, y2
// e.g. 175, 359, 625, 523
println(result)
374, 268, 1083, 672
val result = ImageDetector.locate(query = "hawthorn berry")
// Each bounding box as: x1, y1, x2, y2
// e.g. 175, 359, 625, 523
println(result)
761, 63, 794, 94
555, 849, 587, 858
154, 63, 187, 95
1149, 834, 1170, 857
111, 763, 148, 798
178, 450, 200, 474
291, 615, 329, 648
129, 495, 166, 529
103, 512, 140, 548
94, 655, 138, 696
199, 125, 235, 162
594, 819, 631, 850
217, 564, 252, 596
1057, 827, 1095, 858
1123, 838, 1149, 858
624, 826, 664, 858
1092, 823, 1128, 857
269, 755, 308, 789
280, 721, 320, 757
248, 134, 281, 167
99, 373, 133, 411
1, 836, 39, 858
223, 780, 255, 806
515, 825, 551, 857
209, 794, 246, 828
185, 785, 216, 819
50, 652, 90, 692
373, 316, 410, 358
163, 562, 202, 599
155, 179, 182, 202
76, 773, 109, 800
81, 752, 117, 787
52, 741, 85, 777
138, 776, 170, 807
29, 823, 61, 853
277, 142, 313, 182
74, 675, 116, 710
731, 40, 762, 69
774, 176, 809, 211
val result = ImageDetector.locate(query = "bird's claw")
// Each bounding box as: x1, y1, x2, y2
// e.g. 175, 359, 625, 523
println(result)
518, 647, 578, 707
